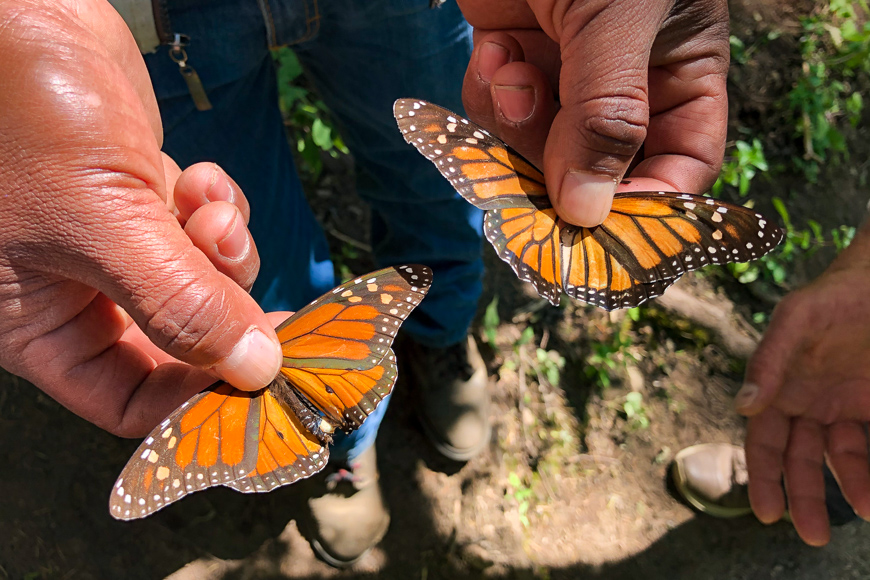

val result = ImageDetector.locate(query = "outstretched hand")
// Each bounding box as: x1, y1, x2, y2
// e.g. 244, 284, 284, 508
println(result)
458, 0, 730, 227
739, 225, 870, 545
0, 0, 282, 437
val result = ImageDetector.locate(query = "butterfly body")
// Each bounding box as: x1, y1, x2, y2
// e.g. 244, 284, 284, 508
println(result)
269, 374, 336, 443
394, 99, 783, 309
110, 265, 431, 520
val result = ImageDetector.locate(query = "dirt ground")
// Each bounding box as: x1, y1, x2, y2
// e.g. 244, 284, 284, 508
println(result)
4, 1, 870, 579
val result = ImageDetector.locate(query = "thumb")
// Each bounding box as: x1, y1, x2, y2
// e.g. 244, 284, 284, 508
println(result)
95, 210, 283, 391
536, 0, 672, 227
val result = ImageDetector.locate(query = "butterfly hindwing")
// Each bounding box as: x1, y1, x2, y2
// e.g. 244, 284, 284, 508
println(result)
109, 382, 260, 520
222, 390, 328, 494
485, 206, 563, 306
394, 99, 784, 310
561, 223, 681, 309
277, 265, 430, 431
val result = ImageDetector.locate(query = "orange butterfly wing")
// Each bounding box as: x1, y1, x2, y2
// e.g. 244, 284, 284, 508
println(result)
276, 265, 430, 431
561, 225, 676, 310
222, 389, 327, 493
394, 99, 563, 304
394, 99, 548, 211
109, 382, 260, 520
110, 265, 431, 518
394, 99, 784, 310
484, 206, 563, 305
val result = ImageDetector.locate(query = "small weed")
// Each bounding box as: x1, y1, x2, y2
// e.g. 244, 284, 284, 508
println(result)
712, 138, 768, 197
728, 196, 856, 286
622, 392, 650, 430
506, 471, 534, 528
483, 296, 500, 345
786, 1, 869, 181
534, 348, 565, 387
585, 315, 637, 390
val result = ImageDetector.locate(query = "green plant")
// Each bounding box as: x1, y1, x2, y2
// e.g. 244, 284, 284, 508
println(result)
712, 138, 769, 197
585, 315, 636, 390
505, 471, 534, 528
622, 392, 650, 430
483, 296, 500, 345
730, 34, 749, 65
728, 196, 856, 286
534, 348, 565, 387
334, 243, 359, 283
787, 1, 869, 181
273, 48, 349, 180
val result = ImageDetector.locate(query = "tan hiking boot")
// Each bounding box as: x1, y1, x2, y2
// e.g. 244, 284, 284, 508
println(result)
403, 335, 491, 461
303, 445, 389, 568
671, 443, 753, 518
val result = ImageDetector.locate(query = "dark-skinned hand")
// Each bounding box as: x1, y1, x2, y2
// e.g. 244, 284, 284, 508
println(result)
459, 0, 730, 227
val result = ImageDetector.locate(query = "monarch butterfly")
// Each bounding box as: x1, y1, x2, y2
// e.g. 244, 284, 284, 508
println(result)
109, 265, 432, 520
393, 99, 783, 310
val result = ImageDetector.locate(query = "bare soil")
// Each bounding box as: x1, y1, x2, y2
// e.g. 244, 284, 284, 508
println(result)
4, 1, 870, 579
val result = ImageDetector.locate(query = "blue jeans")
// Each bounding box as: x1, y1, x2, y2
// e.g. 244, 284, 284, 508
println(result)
144, 0, 482, 462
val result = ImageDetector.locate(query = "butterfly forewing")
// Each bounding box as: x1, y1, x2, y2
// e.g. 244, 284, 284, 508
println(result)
395, 99, 785, 310
109, 383, 261, 520
600, 192, 784, 283
394, 98, 549, 211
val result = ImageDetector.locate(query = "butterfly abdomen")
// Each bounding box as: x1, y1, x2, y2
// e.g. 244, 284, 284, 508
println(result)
269, 375, 337, 445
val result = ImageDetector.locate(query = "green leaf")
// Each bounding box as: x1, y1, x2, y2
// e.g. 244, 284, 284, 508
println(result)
483, 297, 500, 344
771, 197, 792, 229
311, 118, 333, 151
517, 326, 535, 347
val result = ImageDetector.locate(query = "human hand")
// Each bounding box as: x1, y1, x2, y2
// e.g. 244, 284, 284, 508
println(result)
458, 0, 730, 227
0, 1, 282, 437
739, 224, 870, 545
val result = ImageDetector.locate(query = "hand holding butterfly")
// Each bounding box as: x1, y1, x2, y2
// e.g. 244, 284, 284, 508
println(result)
457, 0, 730, 227
738, 223, 870, 546
0, 0, 283, 436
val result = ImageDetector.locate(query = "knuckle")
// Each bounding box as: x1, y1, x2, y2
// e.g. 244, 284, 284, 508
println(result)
109, 417, 150, 439
581, 97, 649, 164
142, 275, 236, 366
237, 253, 260, 293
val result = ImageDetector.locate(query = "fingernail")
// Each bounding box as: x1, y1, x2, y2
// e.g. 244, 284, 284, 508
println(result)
735, 382, 759, 411
216, 328, 282, 390
478, 42, 510, 83
493, 85, 535, 123
216, 209, 249, 260
206, 165, 234, 203
558, 170, 616, 227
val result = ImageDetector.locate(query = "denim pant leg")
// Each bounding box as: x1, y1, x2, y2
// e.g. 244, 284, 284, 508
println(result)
290, 0, 485, 349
